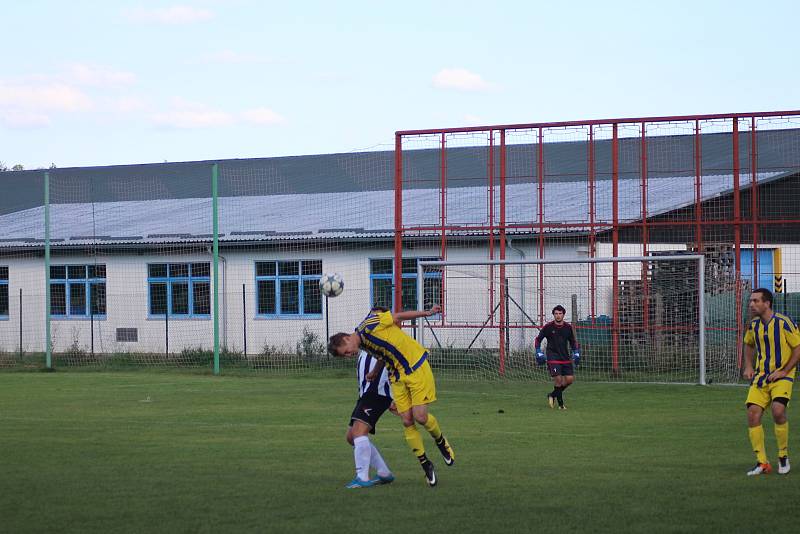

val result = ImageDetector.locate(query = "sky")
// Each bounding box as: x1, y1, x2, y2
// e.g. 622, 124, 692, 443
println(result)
1, 0, 798, 170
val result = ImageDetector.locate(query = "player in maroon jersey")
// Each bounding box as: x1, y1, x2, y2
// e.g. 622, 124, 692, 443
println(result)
535, 305, 581, 409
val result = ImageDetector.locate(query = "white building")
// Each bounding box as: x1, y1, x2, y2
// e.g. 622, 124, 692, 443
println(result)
0, 136, 797, 360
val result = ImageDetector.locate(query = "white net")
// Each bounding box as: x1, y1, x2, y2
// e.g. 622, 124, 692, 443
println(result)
416, 255, 736, 384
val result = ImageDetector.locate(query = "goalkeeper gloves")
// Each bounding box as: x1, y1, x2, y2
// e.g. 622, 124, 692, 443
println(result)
572, 350, 581, 367
535, 349, 546, 366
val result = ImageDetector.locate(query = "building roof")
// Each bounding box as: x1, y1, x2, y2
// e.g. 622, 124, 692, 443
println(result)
0, 127, 797, 249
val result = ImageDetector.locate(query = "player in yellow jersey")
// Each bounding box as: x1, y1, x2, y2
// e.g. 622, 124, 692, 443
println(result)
328, 305, 455, 487
742, 288, 800, 476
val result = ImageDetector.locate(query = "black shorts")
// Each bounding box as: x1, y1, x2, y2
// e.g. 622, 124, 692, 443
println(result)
548, 363, 574, 378
349, 393, 392, 434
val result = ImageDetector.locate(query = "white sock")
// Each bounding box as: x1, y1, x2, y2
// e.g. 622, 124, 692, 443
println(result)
370, 442, 391, 477
353, 436, 372, 482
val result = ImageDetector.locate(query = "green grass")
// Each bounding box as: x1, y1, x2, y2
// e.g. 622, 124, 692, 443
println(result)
0, 372, 797, 533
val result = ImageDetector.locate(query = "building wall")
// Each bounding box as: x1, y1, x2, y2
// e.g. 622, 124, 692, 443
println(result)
6, 239, 790, 355
0, 241, 591, 355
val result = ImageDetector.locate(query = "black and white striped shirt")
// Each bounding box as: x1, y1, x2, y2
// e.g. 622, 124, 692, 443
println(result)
357, 350, 392, 398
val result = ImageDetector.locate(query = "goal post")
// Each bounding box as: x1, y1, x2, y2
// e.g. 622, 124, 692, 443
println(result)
417, 255, 710, 385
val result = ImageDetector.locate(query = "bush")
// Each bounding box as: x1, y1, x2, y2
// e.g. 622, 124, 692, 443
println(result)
295, 327, 326, 360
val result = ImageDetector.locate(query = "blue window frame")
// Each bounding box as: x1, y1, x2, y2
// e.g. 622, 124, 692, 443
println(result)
0, 266, 8, 318
148, 262, 210, 318
369, 257, 441, 312
50, 264, 106, 318
740, 249, 776, 291
255, 260, 322, 317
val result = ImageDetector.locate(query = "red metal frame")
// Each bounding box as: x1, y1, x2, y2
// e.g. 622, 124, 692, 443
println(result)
393, 110, 800, 378
397, 110, 800, 136
611, 124, 620, 372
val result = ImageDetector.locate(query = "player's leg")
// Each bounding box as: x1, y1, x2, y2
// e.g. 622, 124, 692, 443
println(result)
369, 397, 396, 483
409, 363, 454, 466
745, 385, 771, 475
769, 381, 792, 474
550, 366, 566, 408
558, 366, 575, 409
548, 365, 563, 408
350, 421, 374, 483
393, 379, 431, 476
345, 398, 384, 488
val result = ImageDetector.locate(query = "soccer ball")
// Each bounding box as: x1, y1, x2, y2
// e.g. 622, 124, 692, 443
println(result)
319, 272, 344, 298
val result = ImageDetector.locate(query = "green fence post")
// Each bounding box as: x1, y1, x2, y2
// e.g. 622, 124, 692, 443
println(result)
212, 163, 220, 375
44, 171, 52, 370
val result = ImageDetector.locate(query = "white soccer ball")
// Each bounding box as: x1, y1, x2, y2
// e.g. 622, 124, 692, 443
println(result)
319, 272, 344, 298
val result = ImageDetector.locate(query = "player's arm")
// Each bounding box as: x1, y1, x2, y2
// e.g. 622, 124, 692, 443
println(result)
534, 327, 547, 365
742, 325, 756, 381
742, 344, 755, 381
569, 325, 581, 366
365, 356, 388, 381
392, 304, 441, 325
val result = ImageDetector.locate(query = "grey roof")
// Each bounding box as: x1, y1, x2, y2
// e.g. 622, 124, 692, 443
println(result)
0, 127, 797, 248
0, 171, 789, 249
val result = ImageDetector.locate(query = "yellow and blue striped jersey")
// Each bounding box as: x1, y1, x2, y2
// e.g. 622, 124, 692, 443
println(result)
743, 313, 800, 386
356, 310, 428, 381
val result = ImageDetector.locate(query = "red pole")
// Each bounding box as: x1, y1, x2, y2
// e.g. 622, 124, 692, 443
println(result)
733, 119, 743, 368
751, 118, 759, 288
694, 120, 703, 251
641, 123, 650, 333
440, 133, 447, 323
499, 130, 507, 376
488, 132, 495, 326
537, 127, 545, 326
588, 126, 596, 323
612, 123, 620, 372
394, 134, 403, 313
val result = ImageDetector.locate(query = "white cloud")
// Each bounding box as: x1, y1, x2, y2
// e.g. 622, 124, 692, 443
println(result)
241, 107, 284, 125
64, 63, 136, 87
124, 5, 214, 24
0, 81, 93, 112
432, 68, 495, 92
0, 110, 51, 129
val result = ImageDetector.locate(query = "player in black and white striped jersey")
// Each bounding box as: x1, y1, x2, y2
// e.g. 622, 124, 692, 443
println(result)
344, 349, 396, 488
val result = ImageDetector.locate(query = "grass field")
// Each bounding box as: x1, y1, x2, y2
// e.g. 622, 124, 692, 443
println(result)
1, 372, 797, 533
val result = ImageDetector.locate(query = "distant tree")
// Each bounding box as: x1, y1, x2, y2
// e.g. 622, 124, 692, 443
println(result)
0, 161, 7, 171
49, 163, 57, 169
11, 164, 24, 171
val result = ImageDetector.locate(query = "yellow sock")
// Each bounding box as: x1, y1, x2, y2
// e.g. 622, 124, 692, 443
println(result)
404, 424, 425, 458
423, 414, 442, 441
748, 425, 768, 464
775, 422, 789, 458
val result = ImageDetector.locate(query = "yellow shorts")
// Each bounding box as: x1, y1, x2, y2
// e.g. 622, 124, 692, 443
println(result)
745, 378, 794, 409
391, 360, 437, 414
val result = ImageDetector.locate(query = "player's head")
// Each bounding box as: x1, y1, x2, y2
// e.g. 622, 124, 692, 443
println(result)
552, 305, 566, 323
749, 288, 774, 315
328, 332, 360, 357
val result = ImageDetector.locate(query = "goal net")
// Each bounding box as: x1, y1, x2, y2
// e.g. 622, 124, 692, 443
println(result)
415, 255, 736, 384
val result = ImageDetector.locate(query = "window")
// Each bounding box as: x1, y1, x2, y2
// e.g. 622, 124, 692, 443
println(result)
369, 258, 442, 312
740, 249, 777, 291
0, 266, 8, 317
255, 260, 322, 317
148, 262, 210, 317
116, 328, 138, 342
50, 264, 106, 318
